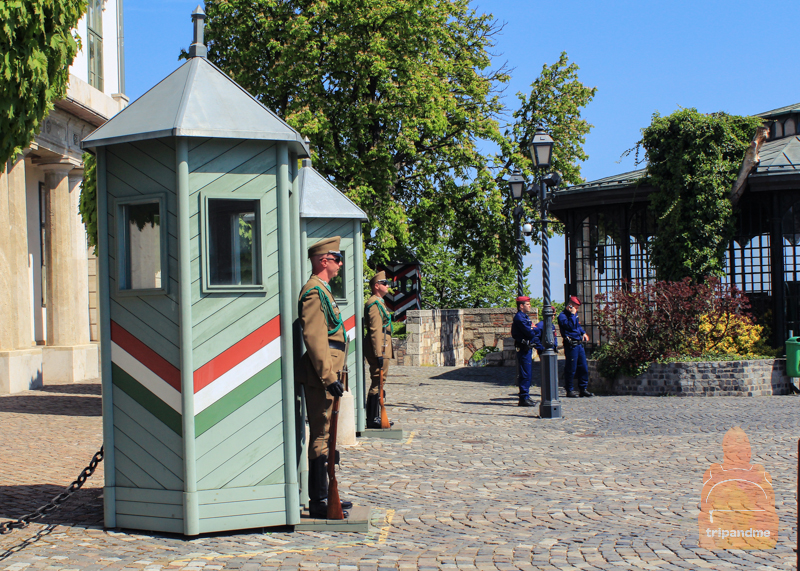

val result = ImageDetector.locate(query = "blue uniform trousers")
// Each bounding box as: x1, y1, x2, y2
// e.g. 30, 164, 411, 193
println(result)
517, 349, 533, 399
563, 344, 589, 392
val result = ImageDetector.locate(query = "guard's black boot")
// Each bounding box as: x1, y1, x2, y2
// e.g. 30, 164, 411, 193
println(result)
309, 454, 352, 516
566, 390, 579, 398
308, 454, 328, 518
579, 390, 594, 398
366, 394, 382, 428
518, 397, 536, 407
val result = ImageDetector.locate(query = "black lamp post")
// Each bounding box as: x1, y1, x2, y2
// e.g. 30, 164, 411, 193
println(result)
528, 127, 562, 420
507, 170, 526, 297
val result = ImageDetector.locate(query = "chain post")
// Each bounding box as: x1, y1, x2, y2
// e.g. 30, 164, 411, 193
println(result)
0, 446, 104, 535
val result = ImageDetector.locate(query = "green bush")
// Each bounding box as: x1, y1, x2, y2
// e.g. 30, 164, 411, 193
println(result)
392, 321, 407, 340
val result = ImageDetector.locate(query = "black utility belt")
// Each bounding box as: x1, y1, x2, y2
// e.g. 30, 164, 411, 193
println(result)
329, 340, 346, 351
563, 336, 582, 348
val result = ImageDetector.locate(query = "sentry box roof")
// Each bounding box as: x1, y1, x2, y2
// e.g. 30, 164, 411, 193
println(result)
299, 165, 368, 221
82, 57, 309, 156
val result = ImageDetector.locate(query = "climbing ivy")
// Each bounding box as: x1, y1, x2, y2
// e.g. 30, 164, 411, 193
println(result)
79, 151, 97, 253
639, 108, 763, 281
0, 0, 86, 164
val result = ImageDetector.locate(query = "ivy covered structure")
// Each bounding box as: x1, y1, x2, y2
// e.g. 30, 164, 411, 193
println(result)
550, 103, 800, 348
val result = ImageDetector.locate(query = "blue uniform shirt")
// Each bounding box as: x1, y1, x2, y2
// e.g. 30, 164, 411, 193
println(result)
557, 310, 586, 342
511, 310, 536, 345
532, 321, 558, 353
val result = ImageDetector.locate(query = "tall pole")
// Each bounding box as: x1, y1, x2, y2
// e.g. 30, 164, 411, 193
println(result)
539, 178, 562, 419
514, 204, 524, 297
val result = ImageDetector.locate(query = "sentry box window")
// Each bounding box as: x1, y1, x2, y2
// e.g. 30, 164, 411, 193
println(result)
115, 195, 168, 295
201, 193, 268, 294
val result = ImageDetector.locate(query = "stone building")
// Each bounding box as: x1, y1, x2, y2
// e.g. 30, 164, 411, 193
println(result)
1, 0, 127, 393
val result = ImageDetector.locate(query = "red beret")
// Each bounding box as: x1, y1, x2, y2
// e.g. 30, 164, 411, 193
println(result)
515, 296, 530, 303
569, 295, 581, 306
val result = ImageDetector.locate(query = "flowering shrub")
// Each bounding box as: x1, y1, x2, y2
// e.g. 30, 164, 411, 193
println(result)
594, 277, 767, 379
692, 313, 762, 357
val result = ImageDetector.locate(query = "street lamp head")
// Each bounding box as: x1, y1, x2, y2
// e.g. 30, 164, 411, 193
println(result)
522, 223, 533, 236
542, 171, 562, 188
528, 126, 554, 169
507, 170, 526, 201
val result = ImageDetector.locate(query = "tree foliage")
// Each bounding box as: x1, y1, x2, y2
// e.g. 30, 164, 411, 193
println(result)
639, 109, 763, 281
417, 227, 530, 309
0, 0, 86, 164
503, 52, 596, 189
203, 2, 596, 307
205, 0, 511, 269
79, 151, 97, 253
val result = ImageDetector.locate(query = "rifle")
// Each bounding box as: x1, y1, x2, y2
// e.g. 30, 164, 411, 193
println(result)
379, 317, 391, 429
326, 371, 345, 520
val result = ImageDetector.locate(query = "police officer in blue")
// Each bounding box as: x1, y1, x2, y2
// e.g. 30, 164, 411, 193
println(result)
511, 296, 537, 407
557, 296, 592, 398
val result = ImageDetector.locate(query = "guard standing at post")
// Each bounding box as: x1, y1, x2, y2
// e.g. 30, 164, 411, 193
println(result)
364, 271, 393, 428
511, 296, 537, 407
297, 236, 353, 518
557, 296, 592, 398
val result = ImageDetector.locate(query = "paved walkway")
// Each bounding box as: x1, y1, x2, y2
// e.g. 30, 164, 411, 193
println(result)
1, 366, 798, 570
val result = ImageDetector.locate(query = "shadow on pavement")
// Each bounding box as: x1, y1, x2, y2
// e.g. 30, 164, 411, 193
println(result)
430, 367, 516, 386
0, 394, 101, 416
38, 383, 102, 396
0, 485, 103, 527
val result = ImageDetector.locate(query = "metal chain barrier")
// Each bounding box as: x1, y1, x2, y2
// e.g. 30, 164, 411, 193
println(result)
0, 446, 104, 535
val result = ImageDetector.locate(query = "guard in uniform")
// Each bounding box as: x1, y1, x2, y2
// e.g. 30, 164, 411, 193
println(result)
364, 271, 393, 428
297, 236, 352, 518
557, 296, 592, 398
510, 296, 536, 407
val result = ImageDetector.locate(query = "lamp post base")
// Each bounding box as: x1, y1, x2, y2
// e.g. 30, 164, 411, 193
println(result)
539, 350, 562, 419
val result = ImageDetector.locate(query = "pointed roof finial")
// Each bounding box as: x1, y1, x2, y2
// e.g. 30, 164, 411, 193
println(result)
189, 5, 207, 58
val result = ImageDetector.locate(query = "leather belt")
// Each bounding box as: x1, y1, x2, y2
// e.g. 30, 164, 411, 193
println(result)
328, 340, 346, 352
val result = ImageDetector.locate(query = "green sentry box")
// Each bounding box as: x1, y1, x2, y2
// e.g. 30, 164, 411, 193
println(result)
786, 336, 800, 377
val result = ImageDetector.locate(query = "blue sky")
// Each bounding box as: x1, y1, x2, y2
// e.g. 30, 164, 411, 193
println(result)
124, 0, 799, 302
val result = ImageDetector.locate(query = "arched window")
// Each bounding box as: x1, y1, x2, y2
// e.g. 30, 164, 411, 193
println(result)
629, 209, 657, 285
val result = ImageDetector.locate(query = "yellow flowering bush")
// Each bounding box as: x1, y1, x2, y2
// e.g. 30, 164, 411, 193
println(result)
692, 312, 762, 357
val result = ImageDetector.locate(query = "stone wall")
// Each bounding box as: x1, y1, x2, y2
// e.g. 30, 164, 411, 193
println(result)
462, 308, 523, 367
390, 337, 408, 367
589, 359, 795, 396
405, 309, 464, 366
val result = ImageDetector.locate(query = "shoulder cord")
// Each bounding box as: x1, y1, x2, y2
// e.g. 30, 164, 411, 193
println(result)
301, 286, 343, 335
366, 299, 392, 327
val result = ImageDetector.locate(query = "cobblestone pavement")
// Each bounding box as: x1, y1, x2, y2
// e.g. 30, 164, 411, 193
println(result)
1, 366, 798, 570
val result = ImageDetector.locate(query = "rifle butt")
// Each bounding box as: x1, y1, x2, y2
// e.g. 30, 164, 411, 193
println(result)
379, 367, 390, 429
326, 476, 344, 519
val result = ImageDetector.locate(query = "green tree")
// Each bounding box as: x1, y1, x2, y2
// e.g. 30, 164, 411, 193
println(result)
204, 3, 597, 306
639, 109, 763, 281
417, 227, 530, 309
0, 0, 86, 164
504, 52, 597, 188
204, 0, 513, 269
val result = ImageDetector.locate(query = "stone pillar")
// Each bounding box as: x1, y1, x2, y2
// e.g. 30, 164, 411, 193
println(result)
0, 156, 43, 394
40, 162, 98, 383
69, 167, 90, 345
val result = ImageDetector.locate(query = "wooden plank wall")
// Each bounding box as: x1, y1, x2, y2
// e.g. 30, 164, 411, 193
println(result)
187, 139, 287, 530
105, 139, 184, 532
